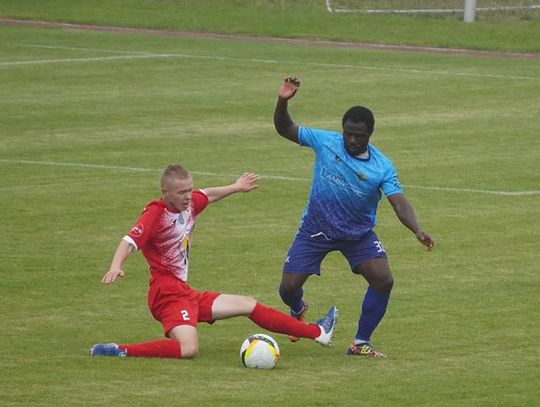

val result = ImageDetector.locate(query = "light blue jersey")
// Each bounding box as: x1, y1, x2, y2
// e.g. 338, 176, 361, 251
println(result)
298, 126, 403, 240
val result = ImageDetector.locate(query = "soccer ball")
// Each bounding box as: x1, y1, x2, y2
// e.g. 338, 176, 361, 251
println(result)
240, 334, 280, 369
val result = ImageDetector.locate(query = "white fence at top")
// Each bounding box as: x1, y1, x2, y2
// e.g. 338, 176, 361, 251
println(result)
324, 0, 540, 22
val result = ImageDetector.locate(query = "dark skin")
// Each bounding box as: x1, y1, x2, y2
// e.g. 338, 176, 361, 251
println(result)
274, 76, 434, 295
343, 121, 371, 156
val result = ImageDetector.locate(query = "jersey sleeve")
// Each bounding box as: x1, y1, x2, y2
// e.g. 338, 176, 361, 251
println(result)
191, 190, 209, 215
381, 163, 403, 197
122, 203, 161, 251
298, 126, 336, 151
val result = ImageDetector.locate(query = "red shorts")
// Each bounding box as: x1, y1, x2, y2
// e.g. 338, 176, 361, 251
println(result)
147, 275, 220, 334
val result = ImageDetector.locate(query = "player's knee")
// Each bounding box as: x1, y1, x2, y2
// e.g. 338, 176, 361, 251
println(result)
180, 343, 199, 359
242, 296, 257, 312
378, 275, 394, 293
279, 280, 299, 296
230, 295, 257, 315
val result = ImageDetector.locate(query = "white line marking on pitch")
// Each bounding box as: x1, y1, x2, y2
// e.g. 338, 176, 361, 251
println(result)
1, 159, 538, 196
16, 43, 158, 55
4, 43, 540, 81
0, 53, 178, 66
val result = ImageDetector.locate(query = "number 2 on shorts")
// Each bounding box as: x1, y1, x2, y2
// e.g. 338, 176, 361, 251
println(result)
180, 309, 190, 321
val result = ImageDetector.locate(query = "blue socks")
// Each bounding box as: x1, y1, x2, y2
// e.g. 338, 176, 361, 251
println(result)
279, 285, 305, 315
280, 284, 389, 341
355, 286, 390, 343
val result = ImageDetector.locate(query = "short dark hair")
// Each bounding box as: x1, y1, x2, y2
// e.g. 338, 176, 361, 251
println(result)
342, 106, 375, 134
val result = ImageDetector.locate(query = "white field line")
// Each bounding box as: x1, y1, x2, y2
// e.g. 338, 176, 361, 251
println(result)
1, 159, 538, 197
15, 44, 159, 55
0, 53, 178, 66
2, 43, 539, 81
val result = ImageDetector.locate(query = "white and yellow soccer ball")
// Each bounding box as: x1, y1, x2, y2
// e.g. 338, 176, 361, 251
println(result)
240, 334, 280, 369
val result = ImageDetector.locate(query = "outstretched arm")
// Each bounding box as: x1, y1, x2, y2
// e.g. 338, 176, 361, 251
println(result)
274, 76, 301, 144
203, 172, 260, 203
101, 239, 135, 284
387, 194, 435, 251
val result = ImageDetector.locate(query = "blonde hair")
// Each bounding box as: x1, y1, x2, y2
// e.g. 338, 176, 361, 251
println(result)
161, 164, 190, 187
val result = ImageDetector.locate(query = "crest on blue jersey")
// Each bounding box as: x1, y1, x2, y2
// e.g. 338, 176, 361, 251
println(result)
356, 171, 367, 181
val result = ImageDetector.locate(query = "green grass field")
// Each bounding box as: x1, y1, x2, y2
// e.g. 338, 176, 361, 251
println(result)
1, 14, 539, 407
1, 0, 540, 52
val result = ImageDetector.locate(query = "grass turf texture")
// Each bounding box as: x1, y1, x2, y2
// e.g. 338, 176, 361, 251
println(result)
1, 22, 539, 406
0, 0, 540, 53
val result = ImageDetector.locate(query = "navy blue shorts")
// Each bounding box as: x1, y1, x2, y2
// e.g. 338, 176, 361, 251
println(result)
282, 230, 387, 275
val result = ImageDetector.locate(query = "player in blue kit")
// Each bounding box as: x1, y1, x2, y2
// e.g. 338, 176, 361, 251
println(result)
273, 76, 434, 358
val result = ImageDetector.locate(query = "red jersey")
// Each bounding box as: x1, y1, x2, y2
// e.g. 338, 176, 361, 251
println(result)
123, 190, 209, 282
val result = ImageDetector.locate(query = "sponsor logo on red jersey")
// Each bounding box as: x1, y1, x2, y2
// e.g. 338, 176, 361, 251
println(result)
129, 223, 144, 238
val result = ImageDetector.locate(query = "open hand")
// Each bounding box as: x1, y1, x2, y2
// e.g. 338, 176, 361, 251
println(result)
234, 172, 260, 193
278, 76, 300, 100
101, 268, 125, 284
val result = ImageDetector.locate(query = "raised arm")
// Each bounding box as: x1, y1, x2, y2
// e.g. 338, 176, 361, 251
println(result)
273, 76, 301, 144
387, 193, 435, 251
203, 172, 260, 203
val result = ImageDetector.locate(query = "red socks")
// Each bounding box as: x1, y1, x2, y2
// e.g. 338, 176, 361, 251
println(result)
119, 339, 181, 358
116, 303, 320, 359
249, 302, 320, 339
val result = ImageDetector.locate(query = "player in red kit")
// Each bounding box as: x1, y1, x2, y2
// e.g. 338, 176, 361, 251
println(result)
91, 164, 337, 359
